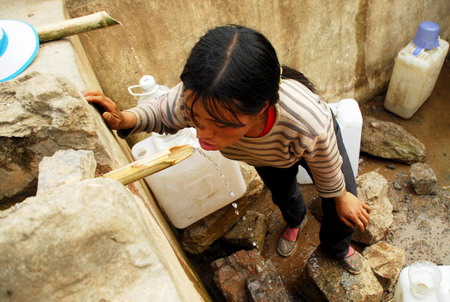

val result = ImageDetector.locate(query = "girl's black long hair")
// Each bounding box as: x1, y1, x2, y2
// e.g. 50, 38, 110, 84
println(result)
180, 25, 315, 127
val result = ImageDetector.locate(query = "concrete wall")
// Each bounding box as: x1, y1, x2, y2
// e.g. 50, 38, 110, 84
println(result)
66, 0, 449, 111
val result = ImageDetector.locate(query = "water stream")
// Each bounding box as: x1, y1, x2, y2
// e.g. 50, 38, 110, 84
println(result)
195, 148, 240, 216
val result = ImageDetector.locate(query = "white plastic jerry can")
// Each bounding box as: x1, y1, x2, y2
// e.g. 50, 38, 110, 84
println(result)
131, 128, 247, 229
384, 21, 449, 119
394, 264, 450, 302
296, 98, 362, 184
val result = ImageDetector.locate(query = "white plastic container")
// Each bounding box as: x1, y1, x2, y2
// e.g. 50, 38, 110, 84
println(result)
126, 75, 171, 147
297, 98, 362, 184
131, 128, 247, 228
394, 264, 450, 302
385, 22, 449, 119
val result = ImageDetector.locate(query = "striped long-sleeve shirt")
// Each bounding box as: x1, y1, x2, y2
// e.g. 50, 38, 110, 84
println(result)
120, 79, 345, 198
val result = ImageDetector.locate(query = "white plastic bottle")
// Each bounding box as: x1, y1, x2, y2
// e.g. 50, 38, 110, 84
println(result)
131, 128, 247, 229
384, 21, 449, 119
126, 75, 171, 146
296, 98, 362, 184
128, 75, 170, 104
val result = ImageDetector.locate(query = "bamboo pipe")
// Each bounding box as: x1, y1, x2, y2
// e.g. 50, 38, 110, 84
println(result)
102, 145, 195, 185
36, 11, 120, 43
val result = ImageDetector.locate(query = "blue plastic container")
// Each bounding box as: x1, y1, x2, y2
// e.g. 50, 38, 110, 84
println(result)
412, 21, 441, 55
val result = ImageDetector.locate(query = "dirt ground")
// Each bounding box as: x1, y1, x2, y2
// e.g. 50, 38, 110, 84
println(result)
194, 58, 450, 301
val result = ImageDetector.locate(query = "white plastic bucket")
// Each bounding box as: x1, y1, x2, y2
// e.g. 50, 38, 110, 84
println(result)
296, 98, 363, 184
131, 128, 247, 228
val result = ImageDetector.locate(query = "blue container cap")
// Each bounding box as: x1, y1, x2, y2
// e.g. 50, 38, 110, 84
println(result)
412, 21, 440, 56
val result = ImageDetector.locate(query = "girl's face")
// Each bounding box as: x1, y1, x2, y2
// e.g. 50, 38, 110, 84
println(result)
185, 91, 268, 151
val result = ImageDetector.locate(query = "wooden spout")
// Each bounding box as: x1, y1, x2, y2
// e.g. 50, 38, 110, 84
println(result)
102, 145, 194, 185
36, 11, 121, 43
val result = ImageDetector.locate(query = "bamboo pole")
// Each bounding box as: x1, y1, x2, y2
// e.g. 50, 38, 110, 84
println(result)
36, 11, 120, 43
102, 145, 194, 185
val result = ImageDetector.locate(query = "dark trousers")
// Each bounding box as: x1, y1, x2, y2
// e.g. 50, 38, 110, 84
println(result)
255, 117, 357, 260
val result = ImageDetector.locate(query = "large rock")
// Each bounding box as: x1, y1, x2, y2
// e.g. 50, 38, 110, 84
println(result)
361, 117, 426, 164
247, 271, 290, 302
211, 249, 290, 302
37, 149, 96, 194
363, 241, 405, 291
410, 163, 439, 195
180, 163, 267, 254
296, 248, 383, 302
223, 210, 267, 251
353, 171, 393, 245
0, 178, 188, 301
0, 72, 123, 205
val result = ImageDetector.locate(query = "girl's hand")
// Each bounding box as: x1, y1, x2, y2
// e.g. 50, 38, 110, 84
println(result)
334, 191, 371, 232
83, 91, 136, 130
